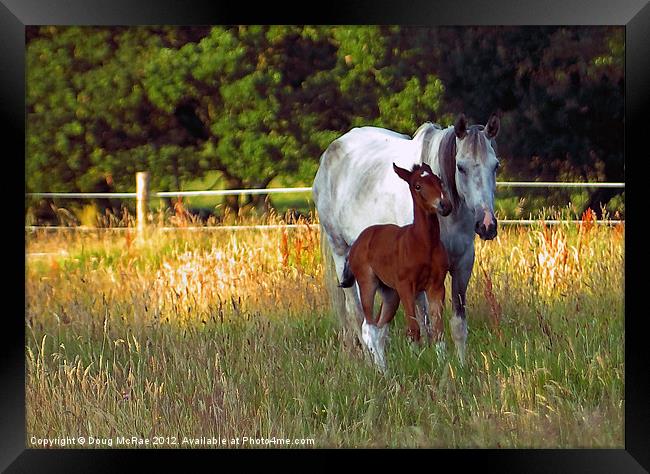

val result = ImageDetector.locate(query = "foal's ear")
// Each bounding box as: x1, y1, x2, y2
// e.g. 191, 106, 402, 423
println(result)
485, 113, 500, 139
454, 114, 468, 139
393, 163, 411, 182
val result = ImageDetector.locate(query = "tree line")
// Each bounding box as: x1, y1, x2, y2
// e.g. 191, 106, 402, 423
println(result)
27, 26, 623, 217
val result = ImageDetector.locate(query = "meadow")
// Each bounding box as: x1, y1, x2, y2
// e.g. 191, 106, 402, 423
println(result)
25, 212, 624, 448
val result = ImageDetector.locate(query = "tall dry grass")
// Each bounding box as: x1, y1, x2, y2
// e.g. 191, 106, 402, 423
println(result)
25, 213, 624, 448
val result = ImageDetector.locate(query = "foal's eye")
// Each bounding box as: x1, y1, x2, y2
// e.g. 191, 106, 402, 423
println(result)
457, 165, 466, 174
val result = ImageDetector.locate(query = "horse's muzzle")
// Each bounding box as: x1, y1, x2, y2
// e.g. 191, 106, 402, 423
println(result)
475, 211, 498, 240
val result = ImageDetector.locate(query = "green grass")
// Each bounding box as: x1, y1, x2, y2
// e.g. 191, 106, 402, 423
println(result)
25, 222, 624, 448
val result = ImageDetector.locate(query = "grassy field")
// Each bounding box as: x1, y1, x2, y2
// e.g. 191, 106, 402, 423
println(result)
25, 214, 624, 448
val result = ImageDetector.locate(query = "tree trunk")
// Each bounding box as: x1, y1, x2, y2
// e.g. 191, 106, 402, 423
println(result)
162, 196, 173, 211
223, 176, 242, 215
171, 156, 181, 195
245, 193, 271, 214
242, 176, 276, 215
582, 187, 624, 219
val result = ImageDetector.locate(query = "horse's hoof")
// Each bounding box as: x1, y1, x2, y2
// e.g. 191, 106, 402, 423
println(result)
456, 349, 466, 367
434, 341, 447, 361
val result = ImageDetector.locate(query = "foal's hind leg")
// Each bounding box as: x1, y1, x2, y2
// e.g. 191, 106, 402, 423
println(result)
374, 285, 400, 354
376, 286, 400, 327
357, 272, 387, 371
356, 272, 379, 324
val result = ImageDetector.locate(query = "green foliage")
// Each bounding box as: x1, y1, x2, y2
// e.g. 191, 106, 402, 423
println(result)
427, 27, 624, 184
27, 26, 452, 199
27, 26, 624, 216
27, 27, 169, 192
377, 76, 446, 132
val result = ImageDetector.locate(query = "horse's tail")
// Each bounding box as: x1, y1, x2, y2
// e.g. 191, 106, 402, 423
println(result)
338, 255, 355, 288
320, 224, 346, 308
319, 224, 364, 350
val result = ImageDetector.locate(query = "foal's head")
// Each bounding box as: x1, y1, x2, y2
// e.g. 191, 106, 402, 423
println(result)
393, 163, 452, 217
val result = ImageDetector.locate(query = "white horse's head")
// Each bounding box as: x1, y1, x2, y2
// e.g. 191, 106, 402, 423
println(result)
438, 114, 500, 240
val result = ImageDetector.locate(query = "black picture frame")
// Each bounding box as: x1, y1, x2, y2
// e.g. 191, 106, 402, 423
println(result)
5, 0, 648, 471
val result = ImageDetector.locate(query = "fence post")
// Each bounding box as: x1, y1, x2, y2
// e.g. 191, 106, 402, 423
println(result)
136, 171, 150, 243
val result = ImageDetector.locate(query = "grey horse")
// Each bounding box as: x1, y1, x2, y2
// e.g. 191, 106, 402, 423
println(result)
313, 114, 500, 366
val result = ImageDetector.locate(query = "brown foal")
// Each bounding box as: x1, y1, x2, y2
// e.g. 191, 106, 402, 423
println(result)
339, 163, 451, 369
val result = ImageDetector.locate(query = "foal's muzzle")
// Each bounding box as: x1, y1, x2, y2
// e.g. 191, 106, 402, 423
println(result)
475, 210, 497, 240
436, 198, 452, 217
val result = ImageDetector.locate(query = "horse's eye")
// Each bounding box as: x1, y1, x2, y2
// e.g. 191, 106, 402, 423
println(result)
415, 184, 421, 191
457, 165, 466, 174
495, 162, 500, 171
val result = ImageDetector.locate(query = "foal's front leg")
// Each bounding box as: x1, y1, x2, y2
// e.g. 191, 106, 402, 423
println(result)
415, 291, 430, 341
398, 286, 421, 344
426, 284, 446, 360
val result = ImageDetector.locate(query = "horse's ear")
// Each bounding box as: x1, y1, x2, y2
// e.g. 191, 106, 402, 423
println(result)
454, 114, 468, 139
486, 114, 500, 138
393, 163, 411, 182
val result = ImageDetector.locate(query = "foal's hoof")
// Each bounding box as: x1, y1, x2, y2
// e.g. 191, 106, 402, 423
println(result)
408, 340, 427, 360
366, 350, 388, 374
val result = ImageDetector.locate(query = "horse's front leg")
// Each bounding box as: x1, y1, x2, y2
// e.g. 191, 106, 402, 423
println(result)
450, 248, 474, 366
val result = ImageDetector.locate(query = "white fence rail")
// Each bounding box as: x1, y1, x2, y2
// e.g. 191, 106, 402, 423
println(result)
27, 182, 624, 199
26, 176, 625, 235
493, 182, 624, 188
24, 220, 624, 234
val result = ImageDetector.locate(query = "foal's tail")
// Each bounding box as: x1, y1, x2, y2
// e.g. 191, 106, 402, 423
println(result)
338, 256, 355, 288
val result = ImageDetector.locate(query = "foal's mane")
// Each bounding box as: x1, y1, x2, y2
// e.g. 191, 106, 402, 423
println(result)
408, 163, 427, 174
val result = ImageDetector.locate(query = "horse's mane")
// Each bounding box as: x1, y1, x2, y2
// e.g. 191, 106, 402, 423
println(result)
437, 127, 461, 208
417, 124, 438, 166
415, 124, 459, 207
434, 124, 497, 209
412, 122, 442, 140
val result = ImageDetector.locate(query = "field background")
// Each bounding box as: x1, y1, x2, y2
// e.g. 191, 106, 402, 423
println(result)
25, 169, 626, 227
25, 24, 625, 449
25, 215, 624, 448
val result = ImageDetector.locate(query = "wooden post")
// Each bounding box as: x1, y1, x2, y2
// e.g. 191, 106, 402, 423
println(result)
136, 171, 150, 243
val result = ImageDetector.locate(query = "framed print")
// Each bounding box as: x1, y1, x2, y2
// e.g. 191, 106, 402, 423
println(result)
4, 0, 649, 471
